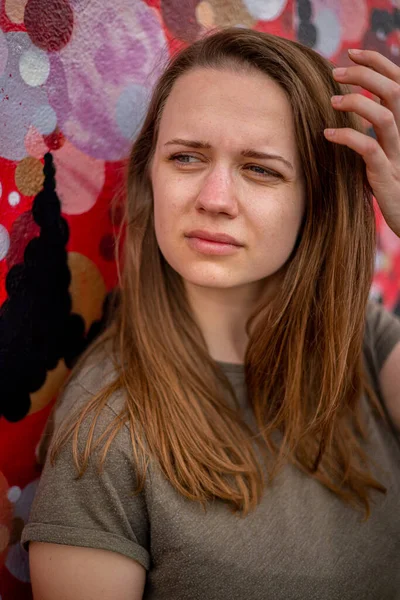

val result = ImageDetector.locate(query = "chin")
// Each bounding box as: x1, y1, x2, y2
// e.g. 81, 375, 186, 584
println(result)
176, 264, 249, 290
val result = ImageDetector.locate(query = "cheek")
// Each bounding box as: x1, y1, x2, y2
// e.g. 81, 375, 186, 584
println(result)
252, 190, 304, 255
152, 176, 183, 249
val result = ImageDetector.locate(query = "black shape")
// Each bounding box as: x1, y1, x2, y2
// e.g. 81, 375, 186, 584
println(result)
0, 388, 31, 422
297, 22, 317, 48
4, 264, 27, 298
394, 9, 400, 30
0, 153, 92, 422
297, 0, 312, 23
371, 9, 393, 36
393, 295, 400, 318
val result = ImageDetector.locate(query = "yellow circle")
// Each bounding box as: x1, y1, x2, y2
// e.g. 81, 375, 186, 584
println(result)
29, 359, 69, 415
207, 0, 255, 28
196, 1, 215, 28
15, 157, 45, 197
68, 252, 107, 330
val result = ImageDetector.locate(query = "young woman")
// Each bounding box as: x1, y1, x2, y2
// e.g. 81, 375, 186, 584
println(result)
22, 28, 400, 599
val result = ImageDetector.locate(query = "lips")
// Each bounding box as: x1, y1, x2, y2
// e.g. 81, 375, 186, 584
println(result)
185, 229, 242, 246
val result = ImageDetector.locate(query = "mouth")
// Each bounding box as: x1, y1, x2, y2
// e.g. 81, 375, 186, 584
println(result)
184, 230, 243, 256
185, 230, 242, 246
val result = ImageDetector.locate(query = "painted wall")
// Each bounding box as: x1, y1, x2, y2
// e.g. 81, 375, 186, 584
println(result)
1, 0, 399, 597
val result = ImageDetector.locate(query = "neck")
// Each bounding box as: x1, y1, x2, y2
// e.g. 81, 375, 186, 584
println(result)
185, 282, 264, 364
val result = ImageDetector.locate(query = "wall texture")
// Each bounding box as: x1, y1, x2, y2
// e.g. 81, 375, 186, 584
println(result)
1, 0, 400, 597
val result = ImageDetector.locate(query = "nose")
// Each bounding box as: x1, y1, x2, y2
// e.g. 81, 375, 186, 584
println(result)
194, 165, 239, 218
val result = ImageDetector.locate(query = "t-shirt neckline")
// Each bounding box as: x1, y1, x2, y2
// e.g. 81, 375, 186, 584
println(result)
215, 360, 245, 375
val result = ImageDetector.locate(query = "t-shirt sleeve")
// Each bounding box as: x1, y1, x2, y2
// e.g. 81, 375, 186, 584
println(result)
363, 301, 400, 434
21, 380, 151, 570
364, 300, 400, 374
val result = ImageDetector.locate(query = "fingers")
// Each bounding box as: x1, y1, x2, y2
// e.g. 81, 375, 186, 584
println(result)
323, 127, 388, 174
330, 93, 400, 160
347, 49, 400, 84
332, 65, 400, 127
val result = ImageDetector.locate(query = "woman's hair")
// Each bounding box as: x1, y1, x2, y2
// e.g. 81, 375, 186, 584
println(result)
51, 27, 386, 518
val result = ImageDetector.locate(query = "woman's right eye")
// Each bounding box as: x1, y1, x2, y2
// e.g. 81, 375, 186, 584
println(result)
168, 153, 201, 165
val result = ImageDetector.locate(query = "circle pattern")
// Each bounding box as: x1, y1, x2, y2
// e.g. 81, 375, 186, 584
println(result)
242, 0, 287, 21
52, 140, 105, 215
8, 192, 20, 207
115, 84, 149, 141
4, 0, 28, 24
24, 0, 74, 52
19, 47, 50, 87
314, 8, 342, 58
32, 105, 57, 136
15, 157, 45, 196
7, 487, 21, 504
0, 225, 10, 261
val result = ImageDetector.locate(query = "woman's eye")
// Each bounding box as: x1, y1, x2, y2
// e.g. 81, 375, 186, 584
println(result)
169, 153, 201, 165
246, 165, 281, 179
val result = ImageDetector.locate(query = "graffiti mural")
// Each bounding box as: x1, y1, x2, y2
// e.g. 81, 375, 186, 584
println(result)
1, 1, 400, 598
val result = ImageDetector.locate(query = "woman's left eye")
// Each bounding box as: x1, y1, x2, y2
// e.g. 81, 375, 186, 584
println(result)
246, 165, 281, 179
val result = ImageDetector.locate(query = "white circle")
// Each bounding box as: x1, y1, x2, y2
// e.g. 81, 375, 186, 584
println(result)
8, 191, 20, 206
242, 0, 287, 21
376, 29, 386, 41
32, 104, 57, 135
7, 486, 22, 503
314, 8, 342, 59
19, 47, 50, 87
0, 224, 10, 260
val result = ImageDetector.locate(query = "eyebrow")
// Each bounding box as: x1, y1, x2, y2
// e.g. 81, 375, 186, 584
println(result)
164, 138, 294, 171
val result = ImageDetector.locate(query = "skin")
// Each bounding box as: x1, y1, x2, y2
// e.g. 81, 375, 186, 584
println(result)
151, 67, 304, 363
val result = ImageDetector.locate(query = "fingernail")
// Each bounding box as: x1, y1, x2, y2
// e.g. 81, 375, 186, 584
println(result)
331, 95, 343, 104
333, 67, 347, 77
324, 129, 336, 137
348, 48, 362, 55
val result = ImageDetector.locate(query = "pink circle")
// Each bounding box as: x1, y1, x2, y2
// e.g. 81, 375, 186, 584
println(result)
52, 139, 105, 215
24, 126, 48, 159
340, 0, 368, 43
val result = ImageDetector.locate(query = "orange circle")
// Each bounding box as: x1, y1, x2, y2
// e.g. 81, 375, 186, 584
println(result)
68, 252, 107, 330
4, 0, 28, 24
15, 156, 44, 196
29, 359, 69, 415
196, 1, 215, 28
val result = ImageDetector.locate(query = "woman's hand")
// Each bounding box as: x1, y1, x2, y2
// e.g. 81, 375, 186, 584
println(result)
325, 49, 400, 238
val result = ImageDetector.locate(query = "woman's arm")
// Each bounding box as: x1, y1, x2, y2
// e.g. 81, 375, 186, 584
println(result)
30, 542, 146, 600
379, 341, 400, 431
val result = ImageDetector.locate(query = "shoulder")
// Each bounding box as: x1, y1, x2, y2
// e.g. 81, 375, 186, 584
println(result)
53, 342, 125, 431
37, 342, 127, 465
364, 300, 400, 431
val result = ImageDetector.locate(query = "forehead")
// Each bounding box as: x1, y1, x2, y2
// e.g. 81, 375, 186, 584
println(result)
158, 67, 296, 154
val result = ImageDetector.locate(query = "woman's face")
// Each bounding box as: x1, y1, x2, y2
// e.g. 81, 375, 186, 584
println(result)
151, 67, 305, 295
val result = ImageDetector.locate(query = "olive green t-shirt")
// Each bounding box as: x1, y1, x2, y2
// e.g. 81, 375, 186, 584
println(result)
22, 301, 400, 599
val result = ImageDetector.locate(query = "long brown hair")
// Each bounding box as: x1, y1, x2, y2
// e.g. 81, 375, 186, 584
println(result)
51, 28, 386, 518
